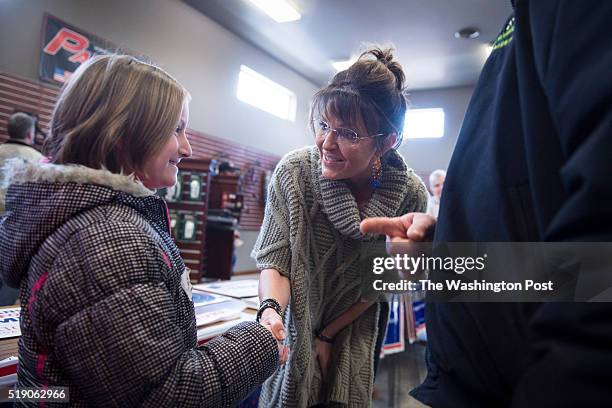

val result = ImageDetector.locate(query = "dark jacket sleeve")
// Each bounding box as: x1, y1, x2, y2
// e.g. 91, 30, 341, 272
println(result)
33, 222, 278, 407
511, 2, 612, 406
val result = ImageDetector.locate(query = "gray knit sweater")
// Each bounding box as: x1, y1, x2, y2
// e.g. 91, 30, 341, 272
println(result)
252, 146, 427, 407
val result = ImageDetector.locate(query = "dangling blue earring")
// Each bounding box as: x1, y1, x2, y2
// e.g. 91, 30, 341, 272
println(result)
370, 157, 382, 189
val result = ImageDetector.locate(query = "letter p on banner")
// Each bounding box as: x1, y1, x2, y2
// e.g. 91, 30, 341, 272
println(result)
43, 28, 90, 57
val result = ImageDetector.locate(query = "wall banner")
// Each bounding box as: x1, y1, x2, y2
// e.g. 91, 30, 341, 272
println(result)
40, 13, 115, 84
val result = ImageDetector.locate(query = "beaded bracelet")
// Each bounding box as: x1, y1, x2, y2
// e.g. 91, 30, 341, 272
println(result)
315, 329, 335, 344
256, 298, 283, 323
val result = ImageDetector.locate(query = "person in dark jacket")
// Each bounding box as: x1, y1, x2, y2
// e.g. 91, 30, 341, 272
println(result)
0, 54, 285, 407
361, 1, 612, 406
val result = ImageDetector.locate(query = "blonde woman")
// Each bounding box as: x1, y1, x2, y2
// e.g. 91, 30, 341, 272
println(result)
253, 48, 428, 407
0, 55, 284, 406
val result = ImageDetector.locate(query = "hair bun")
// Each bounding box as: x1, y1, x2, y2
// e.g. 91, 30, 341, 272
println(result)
360, 47, 405, 91
371, 48, 394, 65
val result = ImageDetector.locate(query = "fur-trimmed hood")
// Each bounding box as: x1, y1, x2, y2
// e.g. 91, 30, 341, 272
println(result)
1, 158, 153, 197
0, 159, 166, 287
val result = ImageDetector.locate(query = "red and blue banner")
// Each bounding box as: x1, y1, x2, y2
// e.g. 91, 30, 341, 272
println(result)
40, 13, 115, 84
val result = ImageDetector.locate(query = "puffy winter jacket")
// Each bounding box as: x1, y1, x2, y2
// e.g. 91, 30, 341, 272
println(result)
0, 159, 278, 407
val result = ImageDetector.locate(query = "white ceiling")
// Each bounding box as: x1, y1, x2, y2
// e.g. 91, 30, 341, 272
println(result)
183, 0, 512, 90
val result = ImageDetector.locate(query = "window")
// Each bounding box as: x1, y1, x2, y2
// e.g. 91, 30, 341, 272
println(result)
237, 65, 297, 121
403, 108, 445, 139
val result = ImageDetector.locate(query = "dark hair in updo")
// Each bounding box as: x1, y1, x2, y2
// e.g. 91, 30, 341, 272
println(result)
309, 47, 408, 150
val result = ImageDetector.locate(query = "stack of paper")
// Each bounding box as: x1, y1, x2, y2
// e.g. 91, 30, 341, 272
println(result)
196, 313, 253, 342
243, 296, 260, 310
0, 308, 21, 339
193, 279, 258, 299
192, 290, 246, 327
191, 291, 233, 307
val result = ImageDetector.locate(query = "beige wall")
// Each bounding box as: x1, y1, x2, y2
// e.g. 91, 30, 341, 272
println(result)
0, 0, 318, 157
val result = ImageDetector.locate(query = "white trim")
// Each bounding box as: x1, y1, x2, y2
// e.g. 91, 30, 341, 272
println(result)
1, 158, 154, 197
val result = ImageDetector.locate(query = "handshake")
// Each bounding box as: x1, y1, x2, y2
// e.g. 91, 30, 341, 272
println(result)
259, 305, 289, 365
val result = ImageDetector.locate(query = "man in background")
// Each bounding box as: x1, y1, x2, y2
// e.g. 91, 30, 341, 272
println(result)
0, 112, 43, 212
426, 169, 445, 219
0, 112, 43, 305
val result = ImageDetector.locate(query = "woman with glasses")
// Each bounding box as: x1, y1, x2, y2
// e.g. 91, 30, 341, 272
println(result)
253, 47, 428, 407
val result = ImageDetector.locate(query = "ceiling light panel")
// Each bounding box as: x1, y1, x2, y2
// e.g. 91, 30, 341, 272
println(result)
245, 0, 301, 23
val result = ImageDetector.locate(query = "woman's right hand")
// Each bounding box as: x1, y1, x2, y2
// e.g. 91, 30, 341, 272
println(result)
260, 307, 289, 365
360, 212, 436, 243
360, 212, 436, 257
360, 213, 436, 277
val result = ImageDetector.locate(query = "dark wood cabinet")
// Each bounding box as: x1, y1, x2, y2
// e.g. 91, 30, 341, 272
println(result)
161, 158, 213, 283
205, 173, 243, 280
209, 174, 244, 222
204, 220, 236, 280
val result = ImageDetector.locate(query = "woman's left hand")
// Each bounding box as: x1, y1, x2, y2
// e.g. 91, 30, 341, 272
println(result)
314, 338, 333, 380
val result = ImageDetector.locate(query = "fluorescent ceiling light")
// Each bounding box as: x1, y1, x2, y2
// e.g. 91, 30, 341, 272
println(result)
246, 0, 301, 23
332, 58, 356, 72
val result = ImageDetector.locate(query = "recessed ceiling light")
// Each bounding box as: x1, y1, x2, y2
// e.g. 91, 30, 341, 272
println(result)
454, 27, 480, 39
331, 58, 356, 72
245, 0, 301, 23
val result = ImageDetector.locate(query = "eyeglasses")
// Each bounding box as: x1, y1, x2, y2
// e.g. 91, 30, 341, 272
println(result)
312, 119, 385, 146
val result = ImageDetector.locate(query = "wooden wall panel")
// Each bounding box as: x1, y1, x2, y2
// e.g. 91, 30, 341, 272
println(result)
186, 128, 280, 230
0, 71, 280, 230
